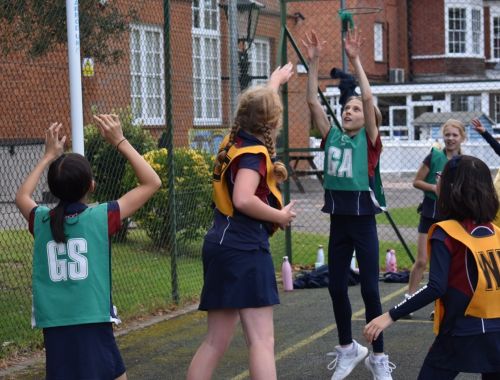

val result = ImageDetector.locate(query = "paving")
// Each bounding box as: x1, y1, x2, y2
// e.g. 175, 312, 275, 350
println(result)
2, 281, 480, 380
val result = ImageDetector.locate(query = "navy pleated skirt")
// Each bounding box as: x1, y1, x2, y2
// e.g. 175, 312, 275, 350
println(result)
198, 240, 280, 310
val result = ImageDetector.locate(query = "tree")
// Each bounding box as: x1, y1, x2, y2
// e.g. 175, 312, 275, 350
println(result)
0, 0, 137, 63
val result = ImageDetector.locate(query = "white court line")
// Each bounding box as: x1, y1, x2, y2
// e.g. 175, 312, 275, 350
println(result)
231, 285, 409, 380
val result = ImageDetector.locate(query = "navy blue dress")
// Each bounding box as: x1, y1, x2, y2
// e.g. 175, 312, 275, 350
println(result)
199, 130, 280, 310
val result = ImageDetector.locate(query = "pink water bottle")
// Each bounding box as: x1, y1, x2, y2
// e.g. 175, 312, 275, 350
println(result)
386, 249, 397, 272
282, 256, 293, 291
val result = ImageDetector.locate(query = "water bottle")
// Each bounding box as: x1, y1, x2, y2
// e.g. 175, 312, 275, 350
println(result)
282, 256, 293, 291
389, 249, 397, 272
386, 249, 397, 272
315, 245, 325, 269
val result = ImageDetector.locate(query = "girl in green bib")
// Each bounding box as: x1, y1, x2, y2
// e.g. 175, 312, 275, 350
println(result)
16, 116, 161, 380
303, 28, 393, 380
407, 119, 465, 301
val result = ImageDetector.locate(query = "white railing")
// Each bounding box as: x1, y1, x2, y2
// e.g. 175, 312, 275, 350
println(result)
309, 137, 500, 174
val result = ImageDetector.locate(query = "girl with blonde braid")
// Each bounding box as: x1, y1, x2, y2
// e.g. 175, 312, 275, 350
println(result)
187, 63, 296, 380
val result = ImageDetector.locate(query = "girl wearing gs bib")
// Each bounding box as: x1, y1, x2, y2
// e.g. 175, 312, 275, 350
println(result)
15, 116, 161, 380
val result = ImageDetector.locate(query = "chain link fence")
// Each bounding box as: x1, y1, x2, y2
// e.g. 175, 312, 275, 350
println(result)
1, 0, 500, 363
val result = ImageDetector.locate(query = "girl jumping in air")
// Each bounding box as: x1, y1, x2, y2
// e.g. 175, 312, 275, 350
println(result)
303, 28, 393, 380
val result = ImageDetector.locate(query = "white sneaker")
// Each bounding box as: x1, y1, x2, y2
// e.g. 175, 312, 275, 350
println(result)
327, 340, 368, 380
364, 353, 396, 380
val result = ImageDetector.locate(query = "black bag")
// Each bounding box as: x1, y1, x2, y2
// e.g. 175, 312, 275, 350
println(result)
382, 270, 410, 283
293, 265, 359, 289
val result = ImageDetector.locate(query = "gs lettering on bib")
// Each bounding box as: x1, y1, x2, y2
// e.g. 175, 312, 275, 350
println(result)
323, 128, 369, 191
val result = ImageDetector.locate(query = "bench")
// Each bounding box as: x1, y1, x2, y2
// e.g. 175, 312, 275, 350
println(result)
288, 155, 324, 193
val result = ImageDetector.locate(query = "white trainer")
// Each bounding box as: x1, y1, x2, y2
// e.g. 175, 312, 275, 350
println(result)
364, 353, 396, 380
327, 340, 368, 380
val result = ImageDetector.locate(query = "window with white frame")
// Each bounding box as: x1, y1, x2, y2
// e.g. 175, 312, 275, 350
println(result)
192, 0, 222, 125
445, 2, 483, 57
451, 94, 481, 112
492, 94, 500, 123
491, 12, 500, 60
374, 23, 383, 62
248, 38, 271, 87
130, 24, 165, 125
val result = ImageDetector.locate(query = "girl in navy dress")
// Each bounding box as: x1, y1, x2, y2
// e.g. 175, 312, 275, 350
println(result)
187, 63, 296, 380
365, 155, 500, 380
303, 28, 394, 380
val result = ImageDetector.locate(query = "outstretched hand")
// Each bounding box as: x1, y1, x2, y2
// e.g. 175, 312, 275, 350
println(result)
344, 27, 362, 60
363, 312, 393, 343
93, 114, 125, 147
302, 30, 326, 62
471, 118, 485, 134
269, 62, 294, 90
44, 122, 66, 162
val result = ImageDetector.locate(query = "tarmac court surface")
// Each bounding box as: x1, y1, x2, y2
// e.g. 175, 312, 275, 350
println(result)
2, 281, 481, 380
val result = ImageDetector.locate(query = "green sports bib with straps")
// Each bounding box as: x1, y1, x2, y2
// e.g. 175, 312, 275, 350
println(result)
32, 203, 113, 328
323, 128, 386, 209
324, 127, 369, 190
424, 148, 448, 201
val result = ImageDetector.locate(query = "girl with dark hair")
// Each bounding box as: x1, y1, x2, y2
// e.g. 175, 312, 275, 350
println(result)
187, 63, 296, 380
365, 155, 500, 380
15, 116, 161, 380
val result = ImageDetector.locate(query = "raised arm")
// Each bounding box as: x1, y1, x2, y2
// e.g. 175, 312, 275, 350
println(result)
345, 28, 378, 144
268, 62, 294, 92
472, 118, 500, 156
302, 30, 330, 139
93, 114, 161, 220
15, 123, 66, 220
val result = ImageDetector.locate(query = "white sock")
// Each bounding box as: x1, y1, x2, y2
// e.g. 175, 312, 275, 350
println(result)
338, 343, 354, 352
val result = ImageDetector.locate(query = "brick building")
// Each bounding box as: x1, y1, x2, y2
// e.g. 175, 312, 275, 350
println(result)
1, 0, 500, 151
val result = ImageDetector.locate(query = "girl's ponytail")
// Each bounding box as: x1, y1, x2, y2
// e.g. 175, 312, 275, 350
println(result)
50, 201, 67, 243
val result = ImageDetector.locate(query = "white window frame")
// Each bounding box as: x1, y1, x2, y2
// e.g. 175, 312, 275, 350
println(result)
248, 38, 271, 87
374, 23, 384, 62
445, 1, 483, 57
130, 24, 165, 126
192, 1, 222, 126
490, 7, 500, 61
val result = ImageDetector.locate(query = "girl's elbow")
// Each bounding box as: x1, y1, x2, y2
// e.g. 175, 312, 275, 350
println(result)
232, 196, 251, 211
153, 175, 162, 190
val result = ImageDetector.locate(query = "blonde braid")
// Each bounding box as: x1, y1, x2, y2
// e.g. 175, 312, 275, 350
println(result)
262, 126, 288, 183
214, 121, 240, 175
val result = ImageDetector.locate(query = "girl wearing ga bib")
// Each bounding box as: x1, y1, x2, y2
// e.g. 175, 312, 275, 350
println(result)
365, 155, 500, 379
15, 116, 161, 380
304, 28, 394, 379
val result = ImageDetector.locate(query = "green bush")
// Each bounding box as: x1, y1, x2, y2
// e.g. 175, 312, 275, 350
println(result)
124, 147, 213, 250
84, 109, 156, 240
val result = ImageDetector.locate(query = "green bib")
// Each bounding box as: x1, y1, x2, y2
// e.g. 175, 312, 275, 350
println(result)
32, 204, 112, 328
424, 148, 448, 200
324, 128, 369, 190
323, 128, 386, 209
